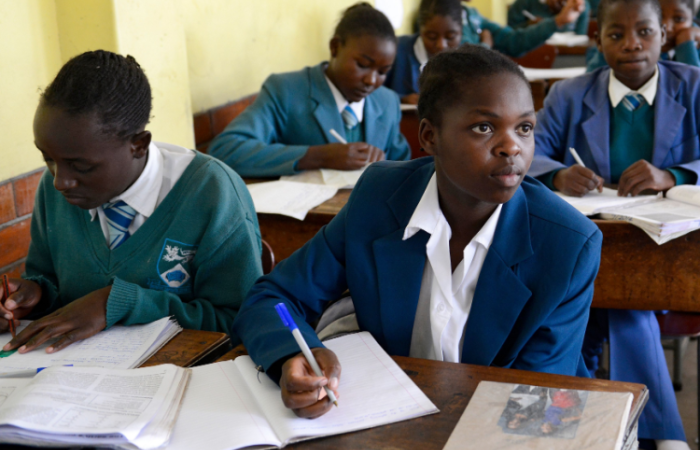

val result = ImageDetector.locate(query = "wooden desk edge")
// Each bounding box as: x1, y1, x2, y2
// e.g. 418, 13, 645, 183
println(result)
140, 329, 231, 368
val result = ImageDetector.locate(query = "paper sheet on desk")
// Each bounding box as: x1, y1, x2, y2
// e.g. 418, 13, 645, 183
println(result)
281, 168, 366, 189
556, 187, 656, 216
546, 31, 590, 46
520, 66, 586, 81
247, 180, 339, 221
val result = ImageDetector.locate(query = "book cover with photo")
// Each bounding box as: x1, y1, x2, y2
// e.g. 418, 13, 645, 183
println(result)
443, 381, 633, 450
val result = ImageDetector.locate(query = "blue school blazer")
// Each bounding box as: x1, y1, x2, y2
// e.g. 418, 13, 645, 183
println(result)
232, 158, 602, 378
207, 63, 411, 178
531, 61, 700, 182
384, 34, 422, 97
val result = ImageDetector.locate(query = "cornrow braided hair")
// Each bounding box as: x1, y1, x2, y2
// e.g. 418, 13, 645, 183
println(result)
418, 44, 529, 127
334, 2, 397, 44
41, 50, 152, 141
418, 0, 463, 28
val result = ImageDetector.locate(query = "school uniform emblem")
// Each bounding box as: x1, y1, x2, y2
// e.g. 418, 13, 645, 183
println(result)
157, 239, 198, 288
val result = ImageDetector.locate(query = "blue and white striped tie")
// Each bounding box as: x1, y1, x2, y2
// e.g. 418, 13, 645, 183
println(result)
341, 105, 359, 129
622, 92, 643, 111
102, 200, 136, 250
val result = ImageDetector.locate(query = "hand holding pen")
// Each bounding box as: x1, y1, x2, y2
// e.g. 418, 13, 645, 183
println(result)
1, 275, 19, 338
276, 303, 341, 419
552, 148, 603, 197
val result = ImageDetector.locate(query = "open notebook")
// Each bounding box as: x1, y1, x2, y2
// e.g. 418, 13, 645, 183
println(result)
0, 317, 181, 371
167, 332, 438, 450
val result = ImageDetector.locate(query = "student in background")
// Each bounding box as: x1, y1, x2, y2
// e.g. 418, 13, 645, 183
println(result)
529, 0, 697, 446
587, 0, 700, 69
508, 0, 591, 36
0, 51, 262, 354
233, 45, 602, 420
460, 0, 586, 56
208, 3, 410, 178
384, 0, 463, 104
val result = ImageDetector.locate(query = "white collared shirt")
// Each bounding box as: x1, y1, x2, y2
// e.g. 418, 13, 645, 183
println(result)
413, 36, 429, 72
608, 65, 659, 107
89, 141, 195, 243
405, 173, 503, 362
324, 72, 365, 123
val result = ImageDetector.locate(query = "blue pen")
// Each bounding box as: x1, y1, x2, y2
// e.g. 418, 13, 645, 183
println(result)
0, 364, 73, 378
275, 303, 338, 407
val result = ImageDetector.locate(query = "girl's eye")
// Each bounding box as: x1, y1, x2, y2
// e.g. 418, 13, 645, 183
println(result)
517, 124, 533, 136
71, 164, 93, 174
640, 28, 652, 35
471, 124, 492, 134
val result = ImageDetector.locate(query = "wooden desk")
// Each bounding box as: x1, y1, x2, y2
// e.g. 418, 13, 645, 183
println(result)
553, 43, 590, 56
139, 329, 231, 368
216, 349, 647, 450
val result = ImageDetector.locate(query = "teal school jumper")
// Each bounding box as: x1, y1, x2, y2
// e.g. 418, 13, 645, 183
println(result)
24, 151, 263, 340
207, 63, 411, 178
508, 0, 590, 35
462, 5, 561, 57
586, 40, 700, 71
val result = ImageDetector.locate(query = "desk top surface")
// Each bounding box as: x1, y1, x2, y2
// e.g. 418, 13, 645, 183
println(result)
216, 348, 647, 450
139, 329, 230, 368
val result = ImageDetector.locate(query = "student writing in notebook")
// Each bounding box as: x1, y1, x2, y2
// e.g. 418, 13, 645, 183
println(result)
528, 0, 697, 446
233, 45, 602, 419
207, 3, 410, 178
0, 51, 262, 354
384, 0, 463, 104
586, 0, 700, 70
508, 0, 591, 36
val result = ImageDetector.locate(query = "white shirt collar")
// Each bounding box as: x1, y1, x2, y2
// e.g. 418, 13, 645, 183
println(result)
608, 65, 659, 108
413, 36, 429, 71
89, 142, 163, 221
403, 173, 502, 250
324, 71, 365, 123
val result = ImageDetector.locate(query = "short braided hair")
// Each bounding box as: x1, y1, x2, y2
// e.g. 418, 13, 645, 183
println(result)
418, 0, 463, 28
418, 44, 529, 127
334, 2, 397, 44
41, 50, 152, 140
597, 0, 662, 27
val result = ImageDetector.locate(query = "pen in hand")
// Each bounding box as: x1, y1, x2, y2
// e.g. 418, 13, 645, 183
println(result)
2, 275, 15, 338
569, 147, 586, 168
275, 303, 338, 407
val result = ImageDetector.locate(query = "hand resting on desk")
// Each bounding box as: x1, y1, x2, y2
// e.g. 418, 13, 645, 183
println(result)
281, 347, 342, 419
553, 165, 604, 196
1, 281, 109, 355
298, 143, 385, 171
617, 160, 676, 197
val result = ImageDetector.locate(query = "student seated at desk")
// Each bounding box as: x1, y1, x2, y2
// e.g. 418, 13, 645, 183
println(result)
233, 45, 603, 420
0, 51, 262, 354
384, 0, 463, 104
460, 0, 586, 57
508, 0, 591, 36
529, 0, 698, 446
208, 3, 410, 178
586, 0, 700, 70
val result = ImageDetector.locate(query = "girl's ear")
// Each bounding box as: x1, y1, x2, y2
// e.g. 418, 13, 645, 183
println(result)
329, 37, 341, 58
595, 30, 602, 53
418, 118, 438, 157
660, 23, 667, 46
130, 131, 152, 159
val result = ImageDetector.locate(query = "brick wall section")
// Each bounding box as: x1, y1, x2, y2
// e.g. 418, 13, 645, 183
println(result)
0, 168, 44, 277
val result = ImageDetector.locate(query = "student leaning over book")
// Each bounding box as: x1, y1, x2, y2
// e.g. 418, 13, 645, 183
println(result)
384, 0, 463, 104
208, 3, 410, 178
460, 0, 586, 57
586, 0, 700, 70
233, 45, 602, 420
528, 0, 696, 446
0, 51, 262, 355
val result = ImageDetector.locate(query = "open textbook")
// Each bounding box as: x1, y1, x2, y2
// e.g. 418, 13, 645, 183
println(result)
0, 317, 181, 371
246, 180, 339, 221
443, 381, 633, 450
167, 331, 438, 450
0, 364, 189, 449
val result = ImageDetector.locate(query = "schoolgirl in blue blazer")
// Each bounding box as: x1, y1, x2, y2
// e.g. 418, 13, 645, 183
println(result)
233, 46, 601, 420
530, 0, 695, 446
208, 4, 410, 178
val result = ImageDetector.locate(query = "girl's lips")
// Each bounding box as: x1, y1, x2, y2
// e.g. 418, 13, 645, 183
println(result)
491, 166, 523, 187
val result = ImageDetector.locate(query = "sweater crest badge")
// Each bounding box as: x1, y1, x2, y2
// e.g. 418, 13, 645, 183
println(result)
157, 239, 198, 289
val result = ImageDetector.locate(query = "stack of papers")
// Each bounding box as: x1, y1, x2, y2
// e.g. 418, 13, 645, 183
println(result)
545, 32, 590, 46
520, 66, 586, 81
0, 317, 181, 371
0, 364, 190, 449
167, 332, 438, 450
247, 180, 339, 221
555, 187, 656, 216
281, 167, 366, 189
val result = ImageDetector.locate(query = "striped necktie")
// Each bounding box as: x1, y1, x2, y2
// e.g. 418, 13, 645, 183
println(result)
622, 92, 643, 111
102, 200, 136, 250
341, 105, 359, 130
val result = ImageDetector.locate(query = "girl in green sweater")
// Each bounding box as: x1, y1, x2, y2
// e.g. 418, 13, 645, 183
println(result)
0, 51, 262, 354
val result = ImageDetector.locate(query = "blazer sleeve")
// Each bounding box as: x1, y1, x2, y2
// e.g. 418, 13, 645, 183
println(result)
384, 94, 412, 161
586, 47, 607, 72
674, 40, 700, 67
511, 229, 602, 377
530, 81, 571, 177
207, 76, 310, 178
575, 2, 590, 35
483, 16, 558, 57
507, 0, 530, 29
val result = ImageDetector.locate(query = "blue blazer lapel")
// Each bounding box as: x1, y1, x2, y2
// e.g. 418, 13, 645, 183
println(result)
653, 65, 686, 167
372, 162, 434, 356
309, 64, 345, 143
461, 188, 534, 365
581, 70, 612, 182
363, 93, 389, 148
